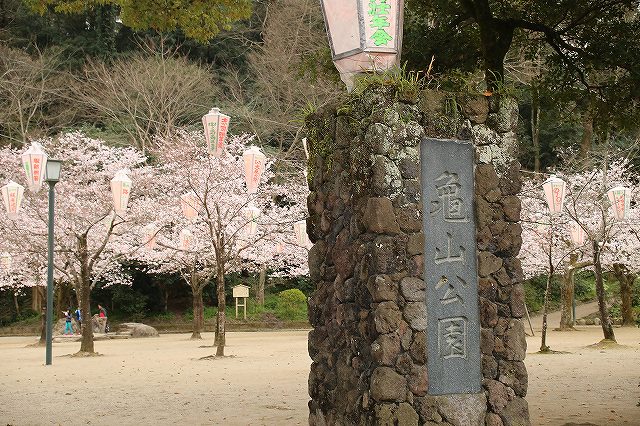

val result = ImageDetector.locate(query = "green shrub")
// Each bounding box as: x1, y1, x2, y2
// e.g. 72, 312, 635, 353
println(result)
151, 311, 175, 321
275, 289, 307, 321
111, 286, 148, 321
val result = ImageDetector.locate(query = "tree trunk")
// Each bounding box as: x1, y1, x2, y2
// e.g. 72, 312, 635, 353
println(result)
559, 265, 575, 330
38, 306, 46, 345
79, 279, 95, 353
613, 263, 636, 327
164, 288, 169, 313
78, 235, 95, 353
531, 85, 541, 173
215, 271, 226, 356
191, 287, 204, 340
580, 110, 594, 160
32, 287, 41, 312
593, 241, 616, 341
258, 265, 266, 306
13, 292, 20, 317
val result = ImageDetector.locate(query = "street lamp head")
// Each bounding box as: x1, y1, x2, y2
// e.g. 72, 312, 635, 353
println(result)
44, 159, 62, 183
21, 142, 48, 192
243, 146, 267, 195
1, 180, 25, 220
542, 175, 566, 215
202, 107, 230, 157
320, 0, 405, 91
607, 186, 631, 220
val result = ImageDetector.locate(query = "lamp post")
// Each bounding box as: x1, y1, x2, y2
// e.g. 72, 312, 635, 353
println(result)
44, 159, 62, 366
320, 0, 405, 90
540, 175, 566, 351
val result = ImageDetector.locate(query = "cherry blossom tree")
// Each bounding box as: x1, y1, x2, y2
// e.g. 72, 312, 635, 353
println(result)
519, 179, 582, 350
140, 131, 309, 355
0, 132, 157, 354
602, 194, 640, 326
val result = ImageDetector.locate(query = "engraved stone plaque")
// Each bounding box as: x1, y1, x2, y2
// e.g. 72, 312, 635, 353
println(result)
420, 138, 481, 395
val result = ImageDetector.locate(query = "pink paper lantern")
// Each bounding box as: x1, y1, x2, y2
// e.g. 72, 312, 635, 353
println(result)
570, 222, 586, 246
607, 186, 631, 220
111, 170, 132, 215
21, 142, 48, 193
180, 192, 199, 220
1, 181, 25, 220
320, 0, 404, 90
202, 107, 230, 157
243, 146, 267, 194
542, 176, 566, 215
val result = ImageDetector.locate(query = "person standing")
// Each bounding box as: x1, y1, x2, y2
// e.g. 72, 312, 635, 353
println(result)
74, 307, 82, 329
98, 304, 109, 333
63, 310, 73, 335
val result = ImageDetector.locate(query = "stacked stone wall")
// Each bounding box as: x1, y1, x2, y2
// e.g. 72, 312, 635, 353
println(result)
306, 86, 530, 426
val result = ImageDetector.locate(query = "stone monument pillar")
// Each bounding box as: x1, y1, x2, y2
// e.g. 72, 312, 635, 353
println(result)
306, 86, 529, 426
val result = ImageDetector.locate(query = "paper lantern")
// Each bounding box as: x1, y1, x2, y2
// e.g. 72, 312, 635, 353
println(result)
293, 219, 311, 247
1, 181, 25, 220
570, 222, 586, 246
320, 0, 404, 90
111, 170, 132, 215
243, 146, 267, 194
202, 107, 230, 157
243, 206, 260, 237
144, 224, 158, 250
21, 142, 48, 193
0, 252, 11, 272
180, 192, 199, 220
607, 186, 631, 220
180, 228, 193, 250
542, 176, 566, 215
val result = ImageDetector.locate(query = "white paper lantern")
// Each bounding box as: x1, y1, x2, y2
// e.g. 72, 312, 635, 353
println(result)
607, 186, 631, 220
180, 228, 193, 250
111, 170, 132, 215
542, 176, 566, 215
320, 0, 404, 90
294, 219, 311, 247
243, 146, 267, 194
202, 107, 230, 157
21, 142, 48, 193
1, 181, 25, 220
143, 224, 158, 250
570, 222, 586, 246
243, 206, 260, 237
0, 252, 11, 272
180, 192, 199, 220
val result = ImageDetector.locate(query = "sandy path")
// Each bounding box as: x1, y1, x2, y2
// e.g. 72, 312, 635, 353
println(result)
0, 326, 639, 425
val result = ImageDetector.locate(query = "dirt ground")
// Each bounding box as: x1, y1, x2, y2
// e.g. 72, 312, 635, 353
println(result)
0, 325, 638, 425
